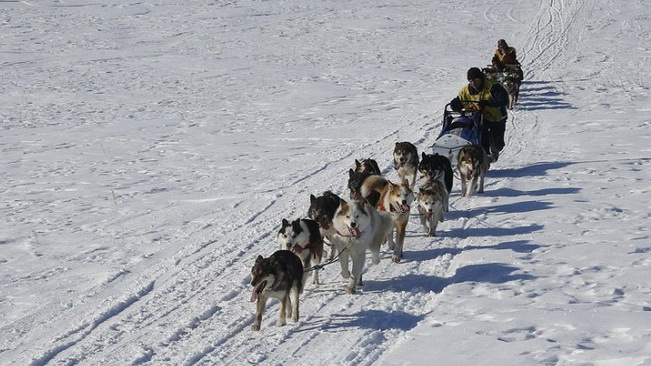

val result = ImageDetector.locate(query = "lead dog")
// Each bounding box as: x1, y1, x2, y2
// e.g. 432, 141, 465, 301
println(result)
332, 200, 393, 294
418, 152, 453, 211
278, 218, 324, 285
457, 145, 488, 197
393, 142, 419, 189
417, 180, 447, 237
250, 250, 303, 331
361, 175, 413, 262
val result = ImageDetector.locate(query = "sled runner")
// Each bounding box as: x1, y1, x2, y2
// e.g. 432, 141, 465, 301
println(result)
431, 103, 483, 166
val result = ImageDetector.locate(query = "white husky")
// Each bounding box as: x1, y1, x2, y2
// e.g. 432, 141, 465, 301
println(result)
332, 200, 393, 294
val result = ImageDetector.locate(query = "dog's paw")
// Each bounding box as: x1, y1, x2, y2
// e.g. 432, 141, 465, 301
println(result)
340, 270, 351, 279
421, 226, 429, 233
391, 254, 401, 263
277, 320, 286, 327
251, 323, 261, 331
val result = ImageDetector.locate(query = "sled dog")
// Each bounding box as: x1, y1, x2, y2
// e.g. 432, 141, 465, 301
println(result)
354, 158, 381, 176
457, 145, 488, 197
361, 175, 413, 262
250, 250, 303, 331
348, 168, 378, 201
332, 200, 393, 294
278, 218, 324, 285
502, 76, 520, 110
418, 152, 453, 211
417, 180, 447, 237
308, 191, 342, 238
393, 142, 419, 189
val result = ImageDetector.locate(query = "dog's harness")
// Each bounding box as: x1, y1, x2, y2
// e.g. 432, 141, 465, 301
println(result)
292, 242, 321, 259
304, 248, 347, 273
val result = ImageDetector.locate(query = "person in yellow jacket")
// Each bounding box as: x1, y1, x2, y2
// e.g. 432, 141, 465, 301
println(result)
450, 67, 509, 162
492, 39, 523, 80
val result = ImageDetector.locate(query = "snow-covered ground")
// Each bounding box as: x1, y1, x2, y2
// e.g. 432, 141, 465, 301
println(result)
1, 0, 650, 365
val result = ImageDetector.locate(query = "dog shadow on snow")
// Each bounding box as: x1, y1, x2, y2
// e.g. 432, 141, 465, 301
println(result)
306, 262, 535, 332
366, 262, 536, 296
488, 161, 576, 178
516, 80, 577, 110
316, 309, 424, 333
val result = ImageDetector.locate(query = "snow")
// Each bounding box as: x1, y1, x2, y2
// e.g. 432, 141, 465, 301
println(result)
1, 0, 650, 365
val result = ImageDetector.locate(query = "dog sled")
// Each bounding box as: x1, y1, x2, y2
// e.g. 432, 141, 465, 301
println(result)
431, 103, 483, 166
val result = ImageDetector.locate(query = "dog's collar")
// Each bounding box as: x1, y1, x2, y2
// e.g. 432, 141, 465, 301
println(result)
336, 229, 353, 237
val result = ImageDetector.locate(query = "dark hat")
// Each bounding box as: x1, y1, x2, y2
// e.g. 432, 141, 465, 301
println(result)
467, 67, 484, 81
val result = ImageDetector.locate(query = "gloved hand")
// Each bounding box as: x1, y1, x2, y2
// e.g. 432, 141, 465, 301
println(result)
450, 98, 463, 112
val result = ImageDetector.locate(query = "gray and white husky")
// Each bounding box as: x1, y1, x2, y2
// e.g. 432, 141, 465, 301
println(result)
332, 200, 393, 294
418, 152, 453, 212
278, 218, 324, 285
417, 180, 448, 237
250, 250, 304, 331
457, 145, 488, 197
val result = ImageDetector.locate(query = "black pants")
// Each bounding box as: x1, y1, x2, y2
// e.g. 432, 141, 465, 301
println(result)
481, 119, 506, 155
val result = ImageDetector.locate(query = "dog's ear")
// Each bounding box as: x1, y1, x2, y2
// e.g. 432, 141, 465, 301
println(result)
282, 218, 290, 226
421, 152, 427, 159
355, 159, 361, 167
256, 255, 264, 263
349, 168, 355, 177
310, 194, 316, 203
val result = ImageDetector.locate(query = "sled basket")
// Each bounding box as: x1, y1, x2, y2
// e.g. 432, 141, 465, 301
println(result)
431, 103, 483, 166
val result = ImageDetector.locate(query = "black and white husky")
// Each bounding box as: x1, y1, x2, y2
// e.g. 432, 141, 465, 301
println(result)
418, 152, 453, 211
308, 191, 344, 258
278, 218, 324, 285
457, 145, 489, 197
250, 250, 303, 331
354, 158, 381, 176
348, 158, 381, 201
393, 142, 419, 189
